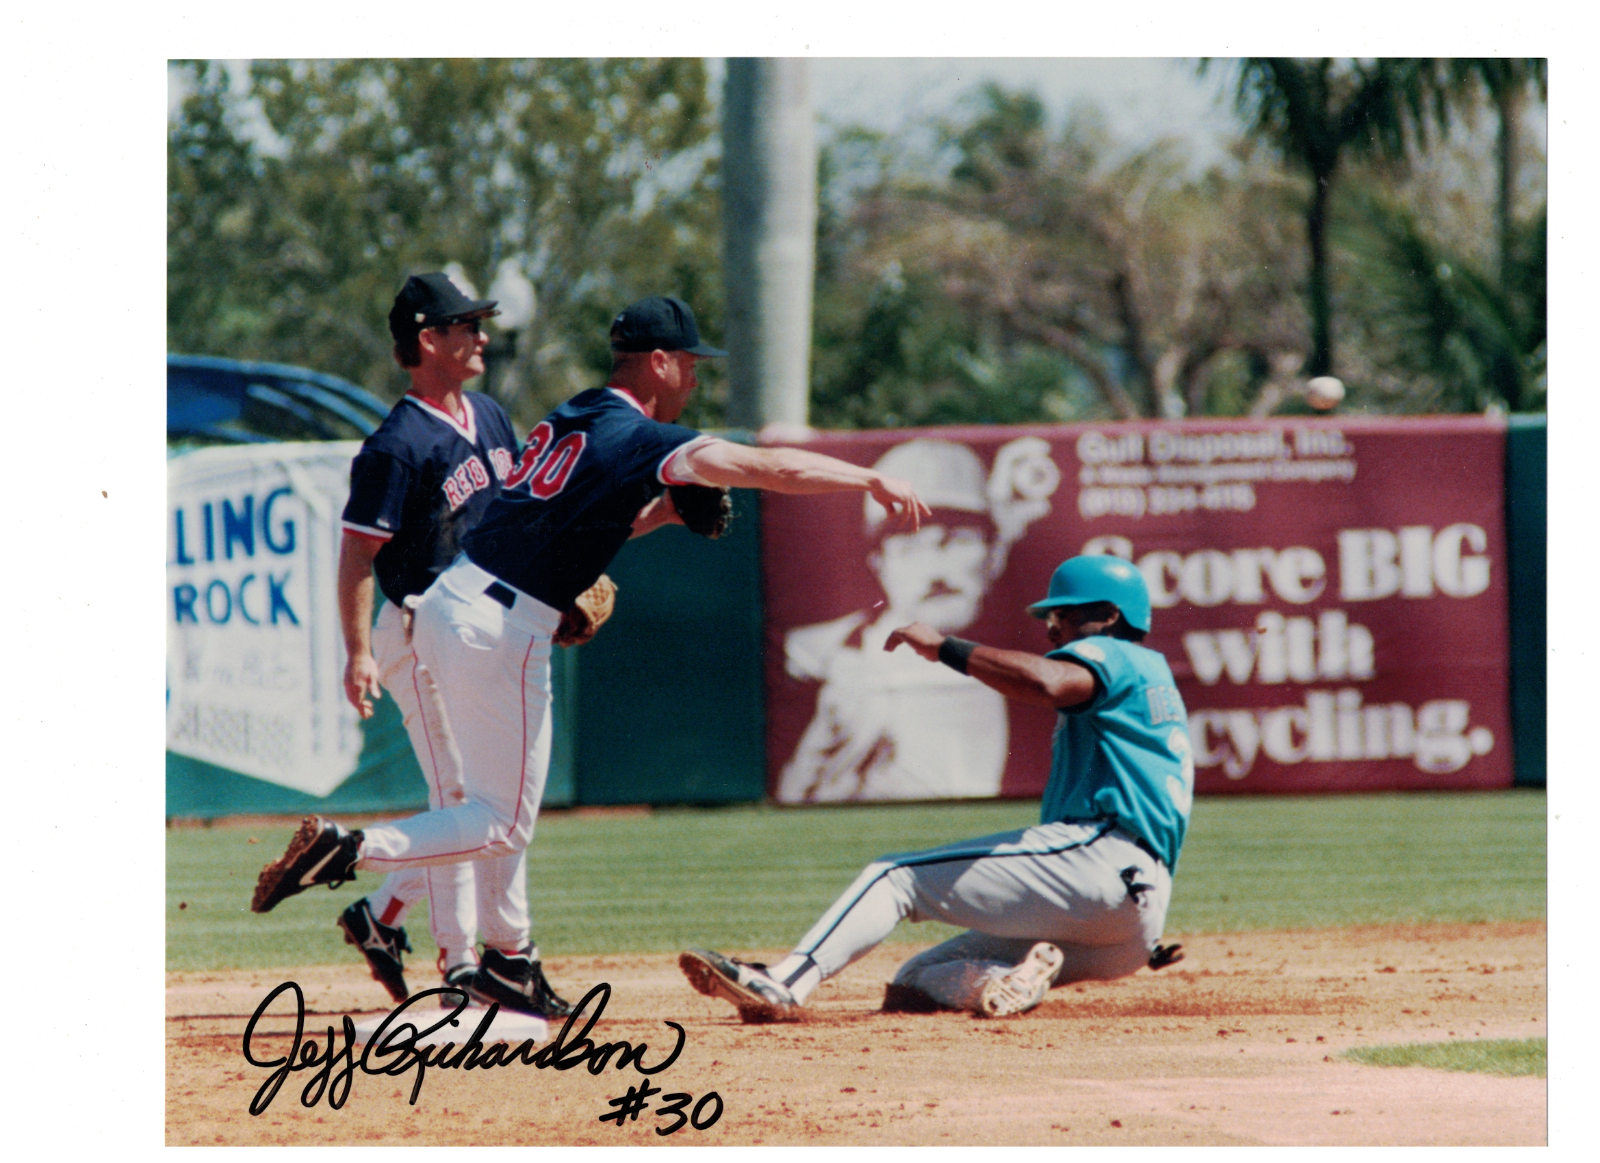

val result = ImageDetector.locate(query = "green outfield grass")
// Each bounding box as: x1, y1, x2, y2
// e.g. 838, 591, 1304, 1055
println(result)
1344, 1038, 1547, 1077
166, 789, 1545, 972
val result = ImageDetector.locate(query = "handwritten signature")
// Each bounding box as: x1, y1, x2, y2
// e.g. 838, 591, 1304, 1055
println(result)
242, 980, 683, 1114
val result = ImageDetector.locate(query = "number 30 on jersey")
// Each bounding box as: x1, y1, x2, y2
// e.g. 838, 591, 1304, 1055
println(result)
505, 421, 586, 499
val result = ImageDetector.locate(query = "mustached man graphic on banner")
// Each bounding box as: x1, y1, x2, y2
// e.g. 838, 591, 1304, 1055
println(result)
776, 437, 1061, 802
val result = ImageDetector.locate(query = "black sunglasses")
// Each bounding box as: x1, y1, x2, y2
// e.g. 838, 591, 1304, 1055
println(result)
429, 318, 484, 335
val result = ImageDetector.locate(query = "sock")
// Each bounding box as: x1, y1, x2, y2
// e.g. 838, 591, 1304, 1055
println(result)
768, 954, 823, 1004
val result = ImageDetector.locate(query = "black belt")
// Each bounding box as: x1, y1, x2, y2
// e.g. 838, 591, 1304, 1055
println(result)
1132, 835, 1164, 867
1070, 818, 1164, 868
485, 580, 517, 609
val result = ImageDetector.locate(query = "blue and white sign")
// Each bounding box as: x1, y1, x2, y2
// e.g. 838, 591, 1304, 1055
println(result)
167, 443, 363, 795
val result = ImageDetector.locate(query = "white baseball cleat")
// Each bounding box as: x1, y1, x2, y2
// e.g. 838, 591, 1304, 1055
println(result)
978, 942, 1065, 1017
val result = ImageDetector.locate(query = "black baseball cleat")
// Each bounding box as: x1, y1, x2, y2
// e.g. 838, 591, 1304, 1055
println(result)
251, 816, 362, 914
679, 949, 801, 1023
336, 899, 411, 1003
1147, 942, 1185, 970
441, 962, 478, 1008
466, 946, 574, 1018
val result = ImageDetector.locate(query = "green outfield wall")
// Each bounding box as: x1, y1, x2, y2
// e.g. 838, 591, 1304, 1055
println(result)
1504, 416, 1546, 787
568, 488, 767, 804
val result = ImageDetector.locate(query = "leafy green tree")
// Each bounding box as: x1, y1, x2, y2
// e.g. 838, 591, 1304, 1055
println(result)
810, 102, 1108, 429
812, 68, 1543, 425
1205, 58, 1438, 379
1338, 186, 1545, 413
1432, 59, 1547, 296
811, 85, 1311, 424
168, 59, 721, 428
168, 62, 283, 362
1323, 59, 1546, 414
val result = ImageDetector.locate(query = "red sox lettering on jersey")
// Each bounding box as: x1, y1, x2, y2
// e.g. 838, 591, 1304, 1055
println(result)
341, 394, 520, 607
443, 448, 514, 511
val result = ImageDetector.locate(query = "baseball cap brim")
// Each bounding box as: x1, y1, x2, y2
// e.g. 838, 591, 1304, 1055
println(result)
685, 340, 728, 358
432, 300, 500, 323
1027, 594, 1120, 618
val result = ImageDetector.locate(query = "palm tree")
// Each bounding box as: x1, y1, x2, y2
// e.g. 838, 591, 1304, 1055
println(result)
1342, 192, 1544, 412
1203, 58, 1432, 378
1437, 59, 1547, 296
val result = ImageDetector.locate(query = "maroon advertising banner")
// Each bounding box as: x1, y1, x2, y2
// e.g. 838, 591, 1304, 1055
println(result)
760, 416, 1511, 801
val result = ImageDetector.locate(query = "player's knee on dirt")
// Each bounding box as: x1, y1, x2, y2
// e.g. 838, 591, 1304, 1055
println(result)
896, 958, 1013, 1012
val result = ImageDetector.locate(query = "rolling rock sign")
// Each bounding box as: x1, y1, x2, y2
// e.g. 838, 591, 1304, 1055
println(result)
761, 417, 1512, 800
167, 443, 366, 796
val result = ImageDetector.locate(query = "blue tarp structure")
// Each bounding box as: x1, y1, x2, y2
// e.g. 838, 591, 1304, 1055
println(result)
167, 354, 389, 445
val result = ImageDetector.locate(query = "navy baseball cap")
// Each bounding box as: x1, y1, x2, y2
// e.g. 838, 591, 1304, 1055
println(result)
389, 272, 499, 341
609, 295, 727, 357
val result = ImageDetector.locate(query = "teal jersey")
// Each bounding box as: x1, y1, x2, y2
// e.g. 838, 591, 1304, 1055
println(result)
1039, 636, 1194, 870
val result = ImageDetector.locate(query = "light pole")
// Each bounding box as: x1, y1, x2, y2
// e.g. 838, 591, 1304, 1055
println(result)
722, 58, 818, 433
484, 263, 537, 405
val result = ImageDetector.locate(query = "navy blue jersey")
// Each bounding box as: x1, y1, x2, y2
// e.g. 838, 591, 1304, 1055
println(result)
463, 387, 712, 610
341, 392, 520, 606
1039, 636, 1194, 870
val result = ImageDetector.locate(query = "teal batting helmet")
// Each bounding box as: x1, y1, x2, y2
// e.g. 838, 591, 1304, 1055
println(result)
1026, 554, 1152, 633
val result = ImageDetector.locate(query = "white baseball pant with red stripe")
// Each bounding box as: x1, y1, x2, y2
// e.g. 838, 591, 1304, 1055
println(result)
354, 556, 556, 950
355, 599, 487, 964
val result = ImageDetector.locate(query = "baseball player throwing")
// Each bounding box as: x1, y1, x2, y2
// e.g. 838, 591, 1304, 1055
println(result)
252, 295, 930, 1019
330, 272, 568, 1009
681, 554, 1191, 1019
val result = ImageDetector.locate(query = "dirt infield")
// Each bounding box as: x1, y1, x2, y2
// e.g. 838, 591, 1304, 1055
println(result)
166, 921, 1545, 1146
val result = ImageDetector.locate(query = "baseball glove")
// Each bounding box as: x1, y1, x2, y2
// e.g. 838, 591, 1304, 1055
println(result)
669, 484, 732, 539
553, 574, 617, 647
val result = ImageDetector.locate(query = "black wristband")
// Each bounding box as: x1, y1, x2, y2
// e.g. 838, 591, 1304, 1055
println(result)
938, 636, 977, 674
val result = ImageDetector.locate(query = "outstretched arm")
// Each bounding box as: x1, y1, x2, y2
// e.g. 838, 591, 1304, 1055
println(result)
884, 622, 1097, 710
682, 440, 930, 531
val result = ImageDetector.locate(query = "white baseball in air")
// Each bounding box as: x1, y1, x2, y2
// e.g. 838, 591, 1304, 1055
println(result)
1306, 376, 1345, 411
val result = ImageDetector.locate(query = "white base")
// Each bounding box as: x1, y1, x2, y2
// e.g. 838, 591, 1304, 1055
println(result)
351, 1005, 548, 1047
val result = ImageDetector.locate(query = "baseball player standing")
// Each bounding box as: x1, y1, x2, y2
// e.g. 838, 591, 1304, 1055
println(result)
330, 272, 554, 1009
252, 295, 931, 1019
682, 555, 1191, 1019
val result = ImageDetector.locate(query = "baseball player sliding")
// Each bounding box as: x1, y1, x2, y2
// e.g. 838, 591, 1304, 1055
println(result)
252, 294, 930, 1020
332, 272, 546, 1009
682, 555, 1191, 1019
